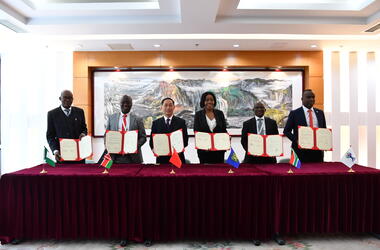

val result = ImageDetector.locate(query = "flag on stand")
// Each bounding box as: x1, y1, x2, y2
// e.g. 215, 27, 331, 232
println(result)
341, 146, 357, 168
44, 147, 56, 167
101, 153, 113, 169
289, 148, 301, 169
226, 148, 240, 168
170, 148, 182, 168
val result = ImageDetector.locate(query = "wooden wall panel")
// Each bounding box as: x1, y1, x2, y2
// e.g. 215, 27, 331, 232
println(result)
73, 50, 324, 134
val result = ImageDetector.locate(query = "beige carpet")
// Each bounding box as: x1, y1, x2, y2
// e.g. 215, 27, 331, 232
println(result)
1, 234, 380, 250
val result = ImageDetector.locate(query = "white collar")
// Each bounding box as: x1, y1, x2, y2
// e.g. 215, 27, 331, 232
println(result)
164, 115, 174, 120
302, 105, 314, 112
255, 115, 264, 120
61, 105, 71, 112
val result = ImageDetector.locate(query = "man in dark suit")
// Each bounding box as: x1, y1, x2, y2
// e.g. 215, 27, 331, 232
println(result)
46, 90, 87, 163
284, 89, 327, 162
241, 102, 279, 164
149, 97, 189, 164
106, 94, 147, 163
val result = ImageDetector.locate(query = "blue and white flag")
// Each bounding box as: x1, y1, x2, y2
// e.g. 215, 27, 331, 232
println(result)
341, 146, 357, 168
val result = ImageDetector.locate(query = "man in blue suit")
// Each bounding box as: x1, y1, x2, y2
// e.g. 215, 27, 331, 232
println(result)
284, 89, 327, 162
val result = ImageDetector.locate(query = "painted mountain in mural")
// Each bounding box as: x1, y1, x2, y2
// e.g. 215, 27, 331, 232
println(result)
102, 71, 295, 129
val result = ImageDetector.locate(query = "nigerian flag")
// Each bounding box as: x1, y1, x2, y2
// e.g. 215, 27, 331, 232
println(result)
44, 147, 56, 167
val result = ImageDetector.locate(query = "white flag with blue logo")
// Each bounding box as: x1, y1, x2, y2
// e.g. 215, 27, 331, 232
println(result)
340, 146, 357, 168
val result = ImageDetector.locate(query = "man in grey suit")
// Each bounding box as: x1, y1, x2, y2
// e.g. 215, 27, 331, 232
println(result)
106, 95, 147, 163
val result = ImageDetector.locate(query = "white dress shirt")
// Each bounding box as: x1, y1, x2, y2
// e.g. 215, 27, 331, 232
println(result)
302, 106, 319, 128
118, 112, 131, 131
255, 116, 266, 135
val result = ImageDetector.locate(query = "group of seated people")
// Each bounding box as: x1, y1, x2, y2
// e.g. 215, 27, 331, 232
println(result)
47, 89, 326, 165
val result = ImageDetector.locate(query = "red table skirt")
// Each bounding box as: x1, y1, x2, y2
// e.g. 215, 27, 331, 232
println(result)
1, 162, 379, 243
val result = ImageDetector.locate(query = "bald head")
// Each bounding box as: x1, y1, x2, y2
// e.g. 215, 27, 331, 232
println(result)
59, 90, 73, 109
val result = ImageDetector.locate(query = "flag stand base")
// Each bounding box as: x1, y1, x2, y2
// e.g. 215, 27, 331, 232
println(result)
228, 169, 234, 174
287, 169, 294, 174
348, 168, 355, 173
102, 169, 109, 174
170, 169, 176, 174
40, 168, 48, 174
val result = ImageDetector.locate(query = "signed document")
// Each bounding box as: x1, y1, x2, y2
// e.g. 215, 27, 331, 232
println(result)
152, 129, 184, 156
213, 133, 231, 151
59, 135, 92, 161
105, 130, 138, 154
316, 128, 333, 151
247, 134, 264, 156
195, 132, 212, 150
266, 135, 283, 156
298, 126, 314, 149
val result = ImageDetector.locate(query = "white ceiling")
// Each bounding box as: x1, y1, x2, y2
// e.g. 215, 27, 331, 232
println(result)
1, 0, 380, 51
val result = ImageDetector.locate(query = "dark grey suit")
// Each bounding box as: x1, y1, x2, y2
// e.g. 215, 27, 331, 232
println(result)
106, 112, 147, 163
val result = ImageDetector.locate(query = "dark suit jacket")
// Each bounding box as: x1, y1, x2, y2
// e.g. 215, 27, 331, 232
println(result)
241, 117, 279, 164
46, 106, 87, 153
284, 106, 327, 162
194, 109, 227, 163
106, 112, 147, 163
149, 116, 189, 164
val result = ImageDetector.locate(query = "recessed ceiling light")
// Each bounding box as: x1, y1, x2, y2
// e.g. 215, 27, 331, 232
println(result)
233, 44, 240, 48
310, 44, 317, 48
153, 44, 160, 48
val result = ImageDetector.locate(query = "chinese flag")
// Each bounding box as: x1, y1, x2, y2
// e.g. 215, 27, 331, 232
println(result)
170, 148, 182, 168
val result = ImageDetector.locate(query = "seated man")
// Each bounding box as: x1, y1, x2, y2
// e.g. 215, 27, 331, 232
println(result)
46, 90, 87, 163
149, 97, 188, 164
106, 94, 146, 163
241, 102, 279, 164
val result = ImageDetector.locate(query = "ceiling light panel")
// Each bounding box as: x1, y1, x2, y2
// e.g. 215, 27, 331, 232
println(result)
237, 0, 376, 11
24, 0, 160, 10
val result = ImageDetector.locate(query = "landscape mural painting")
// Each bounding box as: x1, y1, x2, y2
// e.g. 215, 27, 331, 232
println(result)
94, 70, 303, 136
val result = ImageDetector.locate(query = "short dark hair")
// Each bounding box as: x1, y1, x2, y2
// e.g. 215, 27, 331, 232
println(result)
200, 91, 217, 108
303, 89, 314, 95
161, 97, 175, 105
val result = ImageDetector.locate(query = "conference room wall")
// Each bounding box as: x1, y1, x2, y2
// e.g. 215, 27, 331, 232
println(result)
73, 51, 323, 163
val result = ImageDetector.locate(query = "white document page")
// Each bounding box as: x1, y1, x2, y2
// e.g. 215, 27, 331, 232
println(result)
316, 128, 333, 151
170, 129, 184, 153
78, 135, 92, 159
60, 139, 78, 161
248, 134, 264, 156
123, 130, 138, 154
266, 135, 283, 157
152, 134, 170, 156
213, 133, 231, 151
298, 126, 314, 149
195, 132, 212, 150
105, 131, 123, 154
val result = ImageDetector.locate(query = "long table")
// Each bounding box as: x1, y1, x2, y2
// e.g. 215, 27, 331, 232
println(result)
1, 163, 379, 244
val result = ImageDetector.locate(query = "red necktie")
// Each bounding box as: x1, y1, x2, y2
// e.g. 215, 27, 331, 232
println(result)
307, 109, 314, 127
122, 114, 127, 132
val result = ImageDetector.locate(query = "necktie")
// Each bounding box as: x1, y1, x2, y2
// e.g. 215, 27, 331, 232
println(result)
64, 108, 70, 117
166, 118, 170, 128
307, 109, 314, 127
122, 114, 127, 132
257, 118, 264, 135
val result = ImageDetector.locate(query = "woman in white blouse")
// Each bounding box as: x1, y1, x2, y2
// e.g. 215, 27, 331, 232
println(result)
194, 91, 227, 163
